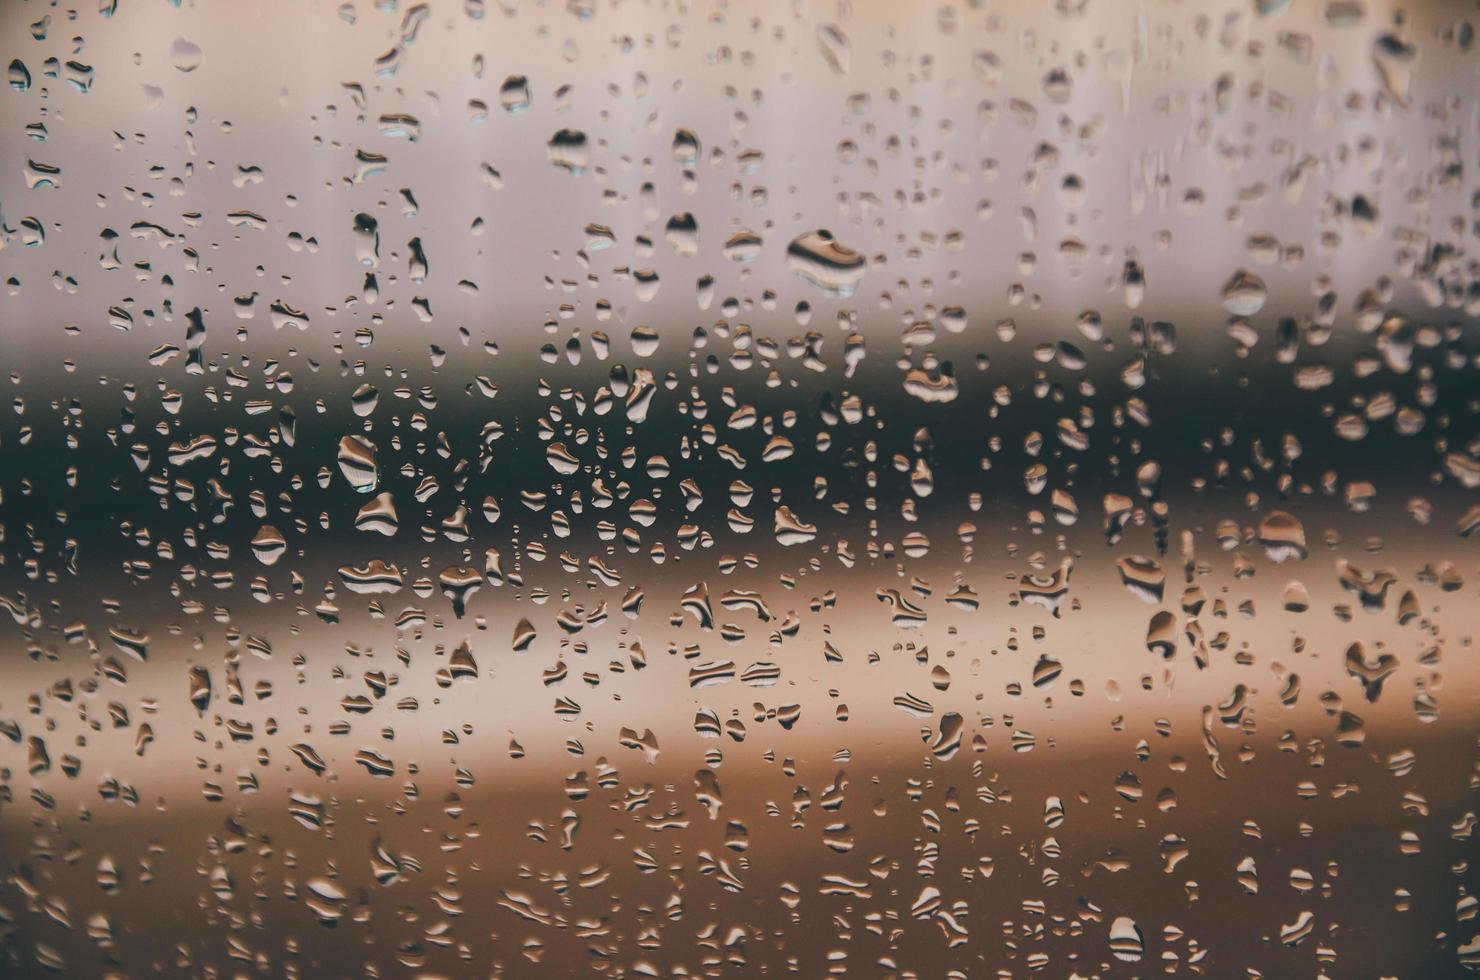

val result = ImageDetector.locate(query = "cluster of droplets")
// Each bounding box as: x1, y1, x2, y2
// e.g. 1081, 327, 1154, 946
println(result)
1, 0, 1478, 976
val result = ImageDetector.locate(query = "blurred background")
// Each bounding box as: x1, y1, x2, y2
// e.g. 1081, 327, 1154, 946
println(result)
1, 0, 1477, 975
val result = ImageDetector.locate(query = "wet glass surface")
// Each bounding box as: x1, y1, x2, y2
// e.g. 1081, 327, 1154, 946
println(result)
1, 0, 1478, 975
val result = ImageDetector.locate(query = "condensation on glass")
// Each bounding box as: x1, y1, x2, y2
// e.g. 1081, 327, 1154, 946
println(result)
0, 0, 1477, 976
